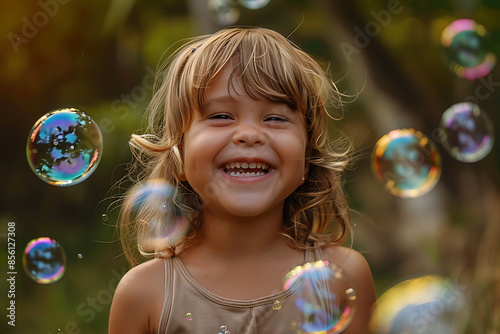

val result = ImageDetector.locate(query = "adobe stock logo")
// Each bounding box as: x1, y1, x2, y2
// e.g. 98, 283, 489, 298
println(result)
7, 0, 71, 54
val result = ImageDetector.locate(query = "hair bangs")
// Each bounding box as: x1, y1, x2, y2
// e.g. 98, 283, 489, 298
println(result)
176, 28, 324, 119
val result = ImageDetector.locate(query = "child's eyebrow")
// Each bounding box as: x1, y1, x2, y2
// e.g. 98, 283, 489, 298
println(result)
203, 94, 238, 109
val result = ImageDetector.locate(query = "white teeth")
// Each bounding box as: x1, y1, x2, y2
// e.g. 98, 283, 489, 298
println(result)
223, 161, 271, 177
227, 171, 265, 177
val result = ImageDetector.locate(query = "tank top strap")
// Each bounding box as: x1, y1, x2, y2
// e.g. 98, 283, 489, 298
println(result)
158, 258, 174, 334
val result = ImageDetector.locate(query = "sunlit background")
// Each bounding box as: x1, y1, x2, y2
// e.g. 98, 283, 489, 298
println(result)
1, 0, 499, 333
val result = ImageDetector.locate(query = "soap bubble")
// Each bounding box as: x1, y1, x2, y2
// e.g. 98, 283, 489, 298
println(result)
129, 179, 190, 253
239, 0, 271, 10
283, 260, 357, 333
26, 108, 103, 186
441, 18, 496, 80
372, 129, 441, 198
23, 237, 66, 284
370, 275, 467, 334
439, 102, 494, 162
208, 0, 239, 25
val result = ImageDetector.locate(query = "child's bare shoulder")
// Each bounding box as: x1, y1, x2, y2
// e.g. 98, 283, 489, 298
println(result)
322, 245, 370, 272
321, 245, 375, 297
119, 257, 165, 287
109, 258, 165, 334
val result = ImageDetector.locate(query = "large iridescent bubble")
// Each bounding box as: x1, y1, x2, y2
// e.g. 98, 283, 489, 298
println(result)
370, 275, 467, 334
129, 179, 190, 254
26, 108, 103, 186
441, 18, 496, 81
372, 129, 441, 198
283, 260, 357, 333
439, 102, 494, 162
23, 237, 66, 284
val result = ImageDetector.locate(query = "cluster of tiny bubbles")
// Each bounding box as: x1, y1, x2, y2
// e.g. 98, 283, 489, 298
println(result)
369, 275, 467, 334
208, 0, 240, 25
22, 237, 66, 284
26, 108, 103, 186
239, 0, 271, 10
371, 129, 441, 198
283, 260, 357, 333
438, 102, 494, 162
218, 325, 230, 334
131, 179, 190, 253
441, 18, 496, 81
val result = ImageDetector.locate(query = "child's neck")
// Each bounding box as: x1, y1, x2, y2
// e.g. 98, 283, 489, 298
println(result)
195, 208, 287, 261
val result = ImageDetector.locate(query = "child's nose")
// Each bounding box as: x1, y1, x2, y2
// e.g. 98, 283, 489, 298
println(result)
233, 124, 266, 145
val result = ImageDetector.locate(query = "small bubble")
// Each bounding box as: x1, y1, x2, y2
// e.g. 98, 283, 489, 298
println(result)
220, 325, 227, 331
371, 128, 441, 198
346, 287, 357, 301
273, 300, 282, 310
77, 253, 83, 259
439, 102, 494, 162
441, 18, 496, 80
186, 312, 193, 321
101, 213, 108, 221
239, 0, 270, 10
23, 237, 66, 284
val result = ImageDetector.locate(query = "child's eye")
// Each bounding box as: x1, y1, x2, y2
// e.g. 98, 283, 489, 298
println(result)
265, 116, 288, 122
208, 113, 233, 120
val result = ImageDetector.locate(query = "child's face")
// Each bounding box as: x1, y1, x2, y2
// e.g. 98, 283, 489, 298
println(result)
182, 65, 308, 219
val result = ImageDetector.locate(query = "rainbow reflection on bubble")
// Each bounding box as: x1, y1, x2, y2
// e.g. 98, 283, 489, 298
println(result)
26, 108, 103, 186
284, 260, 357, 333
441, 18, 496, 81
370, 275, 467, 334
371, 129, 441, 198
130, 179, 190, 253
239, 0, 271, 10
439, 102, 494, 162
23, 237, 66, 284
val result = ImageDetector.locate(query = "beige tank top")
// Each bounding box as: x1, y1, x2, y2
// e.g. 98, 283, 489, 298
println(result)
158, 247, 324, 334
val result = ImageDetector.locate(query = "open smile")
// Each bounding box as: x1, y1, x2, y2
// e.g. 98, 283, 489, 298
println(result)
222, 161, 272, 177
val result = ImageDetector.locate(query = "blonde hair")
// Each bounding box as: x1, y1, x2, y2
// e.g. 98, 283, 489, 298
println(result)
119, 26, 352, 266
